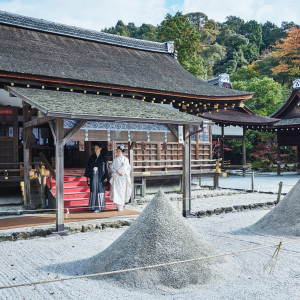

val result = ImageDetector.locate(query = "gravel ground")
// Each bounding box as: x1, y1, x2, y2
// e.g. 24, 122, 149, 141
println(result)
0, 205, 299, 299
130, 190, 277, 213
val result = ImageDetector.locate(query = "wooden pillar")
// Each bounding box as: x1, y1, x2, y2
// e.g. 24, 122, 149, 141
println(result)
128, 142, 135, 203
195, 125, 200, 160
220, 125, 224, 169
23, 102, 32, 209
277, 143, 281, 176
182, 125, 191, 217
297, 146, 300, 175
242, 127, 246, 177
85, 141, 92, 165
55, 118, 65, 233
209, 125, 212, 159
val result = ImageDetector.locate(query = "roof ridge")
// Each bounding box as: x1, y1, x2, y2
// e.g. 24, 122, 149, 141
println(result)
0, 10, 174, 54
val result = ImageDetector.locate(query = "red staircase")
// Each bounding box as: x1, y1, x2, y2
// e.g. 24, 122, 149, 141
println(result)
46, 174, 116, 213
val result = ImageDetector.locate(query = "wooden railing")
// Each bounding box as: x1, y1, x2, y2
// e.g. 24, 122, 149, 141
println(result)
0, 162, 24, 182
133, 159, 219, 177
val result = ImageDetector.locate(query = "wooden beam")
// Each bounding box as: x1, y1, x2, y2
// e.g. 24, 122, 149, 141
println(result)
195, 125, 200, 160
24, 116, 55, 128
167, 124, 178, 139
297, 146, 300, 175
55, 118, 65, 233
22, 102, 32, 208
182, 124, 191, 217
48, 120, 56, 140
3, 75, 254, 101
221, 126, 224, 169
128, 142, 135, 203
63, 120, 86, 145
242, 127, 246, 177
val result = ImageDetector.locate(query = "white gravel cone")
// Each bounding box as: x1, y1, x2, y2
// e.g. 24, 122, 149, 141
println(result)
248, 179, 300, 236
87, 189, 228, 290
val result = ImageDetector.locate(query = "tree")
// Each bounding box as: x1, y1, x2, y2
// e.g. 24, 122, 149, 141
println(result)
232, 76, 285, 116
158, 12, 205, 77
186, 12, 219, 45
224, 16, 244, 32
213, 33, 248, 74
102, 20, 129, 36
239, 20, 262, 47
271, 27, 300, 78
261, 21, 283, 51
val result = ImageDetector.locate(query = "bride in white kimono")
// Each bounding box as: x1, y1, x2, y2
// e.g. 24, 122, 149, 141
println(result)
110, 144, 132, 211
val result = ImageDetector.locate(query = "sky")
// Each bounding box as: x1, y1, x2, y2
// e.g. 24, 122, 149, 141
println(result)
0, 0, 299, 31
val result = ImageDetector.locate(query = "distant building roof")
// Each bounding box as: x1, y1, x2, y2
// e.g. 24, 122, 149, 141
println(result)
0, 11, 252, 100
271, 78, 300, 120
206, 73, 232, 88
202, 109, 279, 126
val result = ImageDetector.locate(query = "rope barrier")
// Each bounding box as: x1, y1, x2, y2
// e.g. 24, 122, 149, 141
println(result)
0, 239, 299, 290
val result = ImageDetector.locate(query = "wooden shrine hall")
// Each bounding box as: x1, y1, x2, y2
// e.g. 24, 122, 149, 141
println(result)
206, 74, 279, 174
271, 78, 300, 174
0, 10, 275, 232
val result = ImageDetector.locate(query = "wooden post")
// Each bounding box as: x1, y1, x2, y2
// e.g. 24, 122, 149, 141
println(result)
276, 181, 283, 204
195, 125, 200, 160
251, 171, 255, 192
23, 102, 32, 209
277, 143, 281, 176
182, 125, 191, 217
297, 146, 300, 175
220, 125, 224, 169
55, 118, 65, 233
209, 125, 212, 159
128, 142, 135, 203
242, 127, 246, 177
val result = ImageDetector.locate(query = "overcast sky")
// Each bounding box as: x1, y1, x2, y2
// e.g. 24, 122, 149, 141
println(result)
0, 0, 299, 31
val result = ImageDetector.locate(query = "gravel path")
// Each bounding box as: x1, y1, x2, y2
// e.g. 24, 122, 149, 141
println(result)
130, 190, 277, 213
0, 207, 299, 299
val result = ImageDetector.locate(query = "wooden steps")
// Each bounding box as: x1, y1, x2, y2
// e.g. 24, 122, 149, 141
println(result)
46, 175, 116, 212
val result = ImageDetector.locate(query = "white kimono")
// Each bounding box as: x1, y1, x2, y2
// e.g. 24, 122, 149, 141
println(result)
110, 155, 132, 207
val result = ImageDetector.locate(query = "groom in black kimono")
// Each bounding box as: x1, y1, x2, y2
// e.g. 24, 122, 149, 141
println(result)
84, 142, 109, 213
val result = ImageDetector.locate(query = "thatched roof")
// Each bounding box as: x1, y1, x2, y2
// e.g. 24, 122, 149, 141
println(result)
8, 87, 203, 125
0, 10, 252, 100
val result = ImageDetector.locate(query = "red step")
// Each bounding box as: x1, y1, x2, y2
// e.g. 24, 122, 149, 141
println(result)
47, 174, 116, 212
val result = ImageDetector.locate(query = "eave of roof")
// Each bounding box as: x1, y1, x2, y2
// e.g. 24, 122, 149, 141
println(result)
274, 118, 300, 127
201, 109, 279, 126
7, 87, 204, 125
271, 89, 300, 118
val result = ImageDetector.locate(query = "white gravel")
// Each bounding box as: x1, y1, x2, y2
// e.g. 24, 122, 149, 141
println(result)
0, 200, 299, 299
130, 190, 277, 213
249, 180, 300, 236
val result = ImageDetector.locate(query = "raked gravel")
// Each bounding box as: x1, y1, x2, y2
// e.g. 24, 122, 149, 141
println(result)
0, 200, 299, 299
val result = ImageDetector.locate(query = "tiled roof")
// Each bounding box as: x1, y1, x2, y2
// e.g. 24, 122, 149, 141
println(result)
8, 87, 204, 125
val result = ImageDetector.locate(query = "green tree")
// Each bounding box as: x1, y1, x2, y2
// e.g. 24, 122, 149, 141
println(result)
186, 12, 219, 45
158, 12, 205, 77
102, 20, 129, 36
224, 16, 244, 32
213, 33, 248, 74
232, 76, 285, 116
